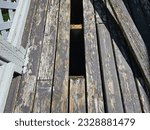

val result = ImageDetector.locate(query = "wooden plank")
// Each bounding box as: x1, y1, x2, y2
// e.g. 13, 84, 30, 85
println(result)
14, 0, 49, 113
112, 40, 142, 113
127, 0, 150, 51
95, 0, 123, 113
38, 0, 59, 80
21, 0, 38, 48
51, 0, 70, 113
96, 23, 123, 113
135, 78, 150, 113
106, 0, 142, 113
83, 0, 104, 113
4, 76, 21, 113
33, 81, 51, 113
108, 0, 150, 88
122, 0, 132, 15
69, 77, 86, 113
112, 33, 142, 113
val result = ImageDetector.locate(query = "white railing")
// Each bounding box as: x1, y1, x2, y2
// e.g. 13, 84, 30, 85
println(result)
0, 0, 31, 112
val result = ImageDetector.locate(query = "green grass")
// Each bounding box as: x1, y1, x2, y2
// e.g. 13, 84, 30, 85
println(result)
2, 13, 9, 21
1, 9, 10, 21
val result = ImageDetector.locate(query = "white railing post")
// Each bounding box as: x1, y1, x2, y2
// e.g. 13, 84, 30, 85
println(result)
0, 0, 31, 112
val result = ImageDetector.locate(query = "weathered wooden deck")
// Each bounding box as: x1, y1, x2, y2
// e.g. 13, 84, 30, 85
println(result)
4, 0, 150, 113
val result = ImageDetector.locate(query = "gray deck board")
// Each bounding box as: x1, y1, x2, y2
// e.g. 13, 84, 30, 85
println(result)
83, 0, 104, 113
38, 0, 60, 80
96, 23, 124, 113
69, 77, 86, 113
33, 81, 52, 113
14, 0, 49, 113
106, 0, 142, 112
108, 0, 150, 88
4, 0, 150, 113
51, 0, 70, 113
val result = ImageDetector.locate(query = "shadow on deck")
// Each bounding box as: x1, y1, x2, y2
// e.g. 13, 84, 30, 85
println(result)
4, 0, 150, 113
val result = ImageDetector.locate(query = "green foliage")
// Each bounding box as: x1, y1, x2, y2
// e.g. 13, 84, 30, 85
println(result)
2, 12, 9, 21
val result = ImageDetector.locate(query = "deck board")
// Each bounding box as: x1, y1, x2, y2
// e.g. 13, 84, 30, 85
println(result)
108, 0, 150, 88
38, 0, 60, 80
83, 0, 104, 113
33, 81, 52, 113
4, 0, 150, 113
69, 77, 86, 113
96, 23, 124, 113
51, 0, 70, 113
14, 0, 49, 113
127, 0, 150, 49
106, 0, 142, 112
135, 78, 150, 113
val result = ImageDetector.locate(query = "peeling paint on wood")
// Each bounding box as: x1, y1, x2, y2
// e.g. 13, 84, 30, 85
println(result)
51, 0, 70, 113
33, 81, 51, 113
38, 0, 60, 80
107, 0, 142, 113
14, 0, 49, 113
3, 0, 150, 113
108, 0, 150, 88
69, 77, 86, 113
96, 23, 123, 112
83, 0, 104, 113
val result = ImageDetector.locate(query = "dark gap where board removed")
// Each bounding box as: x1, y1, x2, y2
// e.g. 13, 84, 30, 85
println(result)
69, 0, 85, 76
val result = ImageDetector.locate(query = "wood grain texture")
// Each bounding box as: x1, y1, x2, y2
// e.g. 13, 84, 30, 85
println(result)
83, 0, 104, 113
96, 23, 123, 112
21, 0, 38, 48
38, 0, 60, 80
106, 0, 142, 113
108, 0, 150, 88
51, 0, 70, 113
135, 78, 150, 113
113, 40, 142, 113
4, 76, 21, 113
33, 81, 51, 113
127, 0, 150, 50
14, 0, 49, 113
69, 77, 86, 113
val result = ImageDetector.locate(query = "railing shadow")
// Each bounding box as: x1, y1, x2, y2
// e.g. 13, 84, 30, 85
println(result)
91, 0, 150, 101
122, 0, 150, 57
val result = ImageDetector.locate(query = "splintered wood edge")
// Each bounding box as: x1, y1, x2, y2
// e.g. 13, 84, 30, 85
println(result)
70, 24, 82, 29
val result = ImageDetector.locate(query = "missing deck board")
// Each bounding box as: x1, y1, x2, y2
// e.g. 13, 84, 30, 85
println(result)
69, 0, 85, 76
